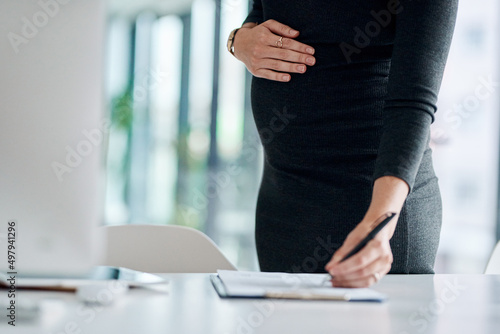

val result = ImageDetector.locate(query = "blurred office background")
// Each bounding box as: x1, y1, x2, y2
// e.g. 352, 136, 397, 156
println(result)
103, 0, 500, 273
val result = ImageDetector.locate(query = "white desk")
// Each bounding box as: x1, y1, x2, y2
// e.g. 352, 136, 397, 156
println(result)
3, 274, 500, 334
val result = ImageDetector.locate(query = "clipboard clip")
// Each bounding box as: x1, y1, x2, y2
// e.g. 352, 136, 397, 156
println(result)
264, 290, 351, 301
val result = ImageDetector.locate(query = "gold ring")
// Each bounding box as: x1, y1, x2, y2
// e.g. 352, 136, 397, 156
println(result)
373, 272, 381, 282
276, 36, 283, 48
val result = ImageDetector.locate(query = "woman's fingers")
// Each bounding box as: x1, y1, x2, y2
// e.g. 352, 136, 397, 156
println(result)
253, 69, 291, 82
260, 19, 300, 40
325, 225, 372, 271
261, 46, 316, 66
332, 242, 392, 279
332, 262, 392, 288
264, 34, 315, 56
331, 238, 392, 276
323, 219, 395, 287
257, 58, 308, 74
233, 19, 316, 82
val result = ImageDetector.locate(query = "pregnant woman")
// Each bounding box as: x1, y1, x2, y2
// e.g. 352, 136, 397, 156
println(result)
227, 0, 458, 287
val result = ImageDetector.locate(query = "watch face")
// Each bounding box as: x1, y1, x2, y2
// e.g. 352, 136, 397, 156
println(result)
227, 34, 232, 51
227, 30, 235, 52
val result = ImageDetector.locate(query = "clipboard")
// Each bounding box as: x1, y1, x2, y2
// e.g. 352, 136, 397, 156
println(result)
210, 272, 386, 302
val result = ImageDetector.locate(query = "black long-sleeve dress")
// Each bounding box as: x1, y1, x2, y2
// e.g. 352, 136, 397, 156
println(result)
243, 0, 458, 273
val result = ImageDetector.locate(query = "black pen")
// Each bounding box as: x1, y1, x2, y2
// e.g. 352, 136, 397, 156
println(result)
322, 212, 397, 284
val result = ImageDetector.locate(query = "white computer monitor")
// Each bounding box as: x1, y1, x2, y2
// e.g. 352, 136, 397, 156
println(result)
0, 0, 106, 277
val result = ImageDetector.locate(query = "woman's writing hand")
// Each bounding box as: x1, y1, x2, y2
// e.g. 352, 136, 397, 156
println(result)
324, 213, 399, 288
324, 176, 408, 287
233, 20, 316, 82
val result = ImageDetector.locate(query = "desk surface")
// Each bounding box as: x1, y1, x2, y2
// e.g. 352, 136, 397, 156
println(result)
3, 274, 500, 334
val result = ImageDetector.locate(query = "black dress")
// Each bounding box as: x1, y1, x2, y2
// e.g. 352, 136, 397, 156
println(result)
243, 0, 458, 274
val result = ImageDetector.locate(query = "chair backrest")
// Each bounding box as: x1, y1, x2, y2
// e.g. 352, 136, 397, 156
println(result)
101, 225, 237, 273
485, 241, 500, 274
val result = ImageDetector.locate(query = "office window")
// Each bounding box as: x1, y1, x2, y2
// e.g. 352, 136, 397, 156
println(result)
213, 0, 260, 270
148, 16, 183, 224
432, 0, 500, 273
105, 16, 133, 225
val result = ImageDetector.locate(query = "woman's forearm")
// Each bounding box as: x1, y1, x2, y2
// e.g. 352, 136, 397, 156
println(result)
361, 176, 409, 237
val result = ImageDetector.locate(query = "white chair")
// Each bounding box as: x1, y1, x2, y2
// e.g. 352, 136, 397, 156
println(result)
101, 225, 237, 273
484, 241, 500, 274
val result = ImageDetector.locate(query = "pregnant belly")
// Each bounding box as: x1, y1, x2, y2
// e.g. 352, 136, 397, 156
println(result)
251, 56, 391, 184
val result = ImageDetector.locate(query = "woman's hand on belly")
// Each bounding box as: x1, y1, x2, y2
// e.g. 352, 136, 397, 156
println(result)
233, 20, 316, 82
